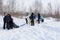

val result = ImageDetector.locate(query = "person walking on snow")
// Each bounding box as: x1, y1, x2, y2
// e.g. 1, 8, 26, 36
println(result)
29, 12, 36, 26
37, 13, 41, 23
37, 13, 44, 23
25, 18, 28, 24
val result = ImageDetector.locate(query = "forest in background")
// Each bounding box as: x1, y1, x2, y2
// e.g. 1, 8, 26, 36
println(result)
0, 0, 60, 19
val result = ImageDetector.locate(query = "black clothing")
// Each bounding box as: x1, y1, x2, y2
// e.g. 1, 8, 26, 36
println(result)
37, 13, 41, 23
25, 18, 28, 24
29, 13, 36, 26
3, 15, 11, 29
3, 14, 19, 30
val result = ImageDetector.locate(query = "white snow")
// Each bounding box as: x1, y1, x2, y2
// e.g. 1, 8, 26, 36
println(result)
0, 16, 60, 40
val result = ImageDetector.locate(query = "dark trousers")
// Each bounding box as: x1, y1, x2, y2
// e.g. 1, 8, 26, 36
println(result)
42, 19, 44, 22
6, 22, 13, 30
38, 19, 40, 23
3, 22, 10, 30
31, 20, 34, 26
25, 19, 28, 24
3, 22, 6, 29
6, 23, 10, 30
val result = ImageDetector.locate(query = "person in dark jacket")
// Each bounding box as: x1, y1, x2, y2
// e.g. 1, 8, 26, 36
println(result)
8, 14, 19, 28
3, 13, 19, 30
37, 13, 41, 23
25, 18, 28, 24
7, 14, 13, 29
3, 13, 11, 29
29, 12, 36, 26
37, 13, 44, 23
7, 14, 19, 29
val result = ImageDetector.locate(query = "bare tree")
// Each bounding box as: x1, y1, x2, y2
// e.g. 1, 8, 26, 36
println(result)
47, 2, 52, 17
48, 2, 52, 13
34, 0, 42, 13
0, 0, 3, 14
29, 7, 32, 14
3, 0, 15, 13
8, 0, 15, 13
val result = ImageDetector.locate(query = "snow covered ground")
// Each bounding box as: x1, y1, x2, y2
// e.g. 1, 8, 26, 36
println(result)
0, 16, 60, 40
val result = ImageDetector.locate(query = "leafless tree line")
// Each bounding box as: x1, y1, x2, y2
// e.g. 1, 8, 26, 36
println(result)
0, 0, 60, 18
34, 0, 60, 19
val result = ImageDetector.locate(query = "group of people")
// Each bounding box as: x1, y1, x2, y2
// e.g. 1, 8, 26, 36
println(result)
3, 12, 19, 30
3, 12, 44, 30
25, 12, 44, 26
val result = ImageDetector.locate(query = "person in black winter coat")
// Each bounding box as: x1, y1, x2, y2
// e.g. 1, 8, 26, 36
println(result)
8, 14, 19, 29
7, 14, 13, 29
29, 13, 36, 26
3, 14, 9, 29
37, 13, 44, 23
3, 13, 13, 30
37, 13, 41, 23
7, 14, 19, 29
3, 13, 19, 30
